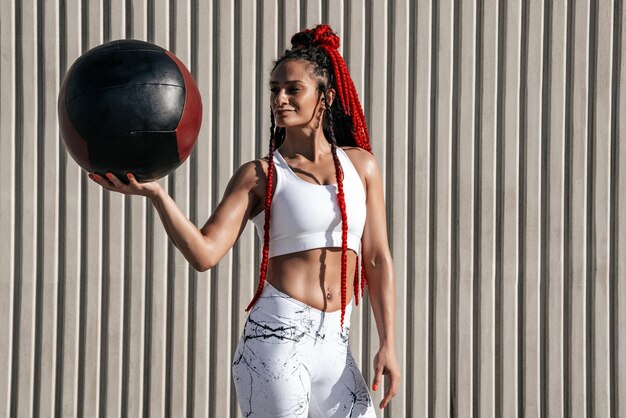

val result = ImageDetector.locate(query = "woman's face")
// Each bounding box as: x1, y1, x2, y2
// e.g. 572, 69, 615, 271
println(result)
269, 60, 325, 129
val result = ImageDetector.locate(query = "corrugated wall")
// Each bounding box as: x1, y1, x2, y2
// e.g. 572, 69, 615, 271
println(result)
0, 0, 625, 417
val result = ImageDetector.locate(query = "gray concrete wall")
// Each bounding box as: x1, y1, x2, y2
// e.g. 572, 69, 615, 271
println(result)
1, 0, 625, 416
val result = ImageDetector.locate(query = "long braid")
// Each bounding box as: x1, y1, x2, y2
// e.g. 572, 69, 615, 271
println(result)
324, 91, 348, 331
311, 30, 372, 305
313, 29, 371, 308
245, 109, 277, 312
361, 258, 367, 295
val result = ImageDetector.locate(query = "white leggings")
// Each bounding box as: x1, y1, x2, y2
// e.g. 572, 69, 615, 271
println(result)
232, 282, 376, 417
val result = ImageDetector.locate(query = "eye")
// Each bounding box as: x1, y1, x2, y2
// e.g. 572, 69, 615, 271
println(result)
269, 87, 279, 93
289, 88, 300, 93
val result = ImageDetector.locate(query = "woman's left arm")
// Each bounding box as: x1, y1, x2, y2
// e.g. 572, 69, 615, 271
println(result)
350, 148, 401, 410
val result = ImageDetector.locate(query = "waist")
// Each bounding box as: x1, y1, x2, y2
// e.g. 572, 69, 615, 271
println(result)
246, 281, 353, 344
266, 248, 357, 312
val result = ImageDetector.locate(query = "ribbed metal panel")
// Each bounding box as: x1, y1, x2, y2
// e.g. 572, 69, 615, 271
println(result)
0, 0, 624, 417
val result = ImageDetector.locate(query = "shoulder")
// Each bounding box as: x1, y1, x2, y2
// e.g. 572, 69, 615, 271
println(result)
339, 146, 379, 178
235, 157, 271, 187
240, 157, 270, 173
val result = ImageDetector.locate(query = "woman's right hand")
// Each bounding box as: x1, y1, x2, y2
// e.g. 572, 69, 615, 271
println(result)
88, 172, 162, 200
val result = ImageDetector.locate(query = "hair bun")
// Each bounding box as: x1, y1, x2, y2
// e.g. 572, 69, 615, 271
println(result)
291, 24, 340, 50
290, 31, 314, 49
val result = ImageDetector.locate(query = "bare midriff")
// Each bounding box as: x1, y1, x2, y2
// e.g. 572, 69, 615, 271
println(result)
266, 247, 358, 313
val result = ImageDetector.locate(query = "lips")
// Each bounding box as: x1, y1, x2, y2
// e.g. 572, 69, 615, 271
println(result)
274, 109, 293, 117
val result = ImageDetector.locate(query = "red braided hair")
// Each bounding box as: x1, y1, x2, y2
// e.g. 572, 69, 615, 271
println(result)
325, 95, 349, 330
304, 26, 371, 326
302, 26, 371, 152
245, 25, 372, 332
244, 112, 276, 312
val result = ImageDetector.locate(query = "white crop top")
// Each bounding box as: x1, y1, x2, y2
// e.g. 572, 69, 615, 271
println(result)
251, 147, 367, 258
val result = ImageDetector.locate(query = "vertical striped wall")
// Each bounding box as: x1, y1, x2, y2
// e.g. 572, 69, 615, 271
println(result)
0, 0, 624, 417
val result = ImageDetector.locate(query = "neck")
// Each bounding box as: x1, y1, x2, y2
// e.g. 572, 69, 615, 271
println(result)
279, 126, 332, 162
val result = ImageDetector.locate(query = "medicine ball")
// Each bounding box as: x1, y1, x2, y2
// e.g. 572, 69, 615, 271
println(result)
58, 39, 202, 182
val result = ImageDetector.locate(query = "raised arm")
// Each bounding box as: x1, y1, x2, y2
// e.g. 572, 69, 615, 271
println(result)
346, 147, 400, 410
88, 159, 265, 272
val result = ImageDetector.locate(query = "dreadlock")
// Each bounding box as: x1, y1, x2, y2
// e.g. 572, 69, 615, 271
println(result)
245, 24, 372, 331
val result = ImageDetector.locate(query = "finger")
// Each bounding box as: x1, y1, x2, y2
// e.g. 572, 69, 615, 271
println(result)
105, 172, 124, 187
126, 172, 139, 186
372, 366, 383, 392
93, 172, 114, 187
380, 386, 394, 409
380, 374, 400, 409
90, 173, 112, 190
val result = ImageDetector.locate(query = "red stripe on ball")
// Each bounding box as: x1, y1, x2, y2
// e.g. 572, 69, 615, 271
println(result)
165, 50, 202, 163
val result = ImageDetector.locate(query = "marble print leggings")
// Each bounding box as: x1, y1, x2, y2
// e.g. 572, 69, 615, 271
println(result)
232, 282, 376, 418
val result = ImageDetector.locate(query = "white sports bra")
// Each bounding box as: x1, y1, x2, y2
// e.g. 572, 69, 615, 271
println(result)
251, 147, 367, 258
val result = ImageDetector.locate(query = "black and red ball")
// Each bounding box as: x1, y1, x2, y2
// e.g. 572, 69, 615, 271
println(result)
58, 39, 202, 182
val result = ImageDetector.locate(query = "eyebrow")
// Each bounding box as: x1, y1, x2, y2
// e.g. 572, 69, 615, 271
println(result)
269, 80, 304, 85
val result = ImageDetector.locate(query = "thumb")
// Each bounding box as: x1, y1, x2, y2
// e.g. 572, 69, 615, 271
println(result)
372, 366, 383, 392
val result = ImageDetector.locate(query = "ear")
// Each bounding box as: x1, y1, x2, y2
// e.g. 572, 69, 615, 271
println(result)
322, 88, 336, 109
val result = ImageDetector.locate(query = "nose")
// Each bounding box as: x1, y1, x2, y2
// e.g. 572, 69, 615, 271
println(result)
273, 89, 288, 107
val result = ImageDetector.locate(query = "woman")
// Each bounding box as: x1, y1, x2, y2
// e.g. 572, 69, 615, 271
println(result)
89, 24, 400, 417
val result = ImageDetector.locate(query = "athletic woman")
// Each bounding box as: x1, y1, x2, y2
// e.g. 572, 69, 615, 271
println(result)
89, 24, 400, 417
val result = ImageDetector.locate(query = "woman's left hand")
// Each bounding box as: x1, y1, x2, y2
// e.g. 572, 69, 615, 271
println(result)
371, 345, 401, 409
